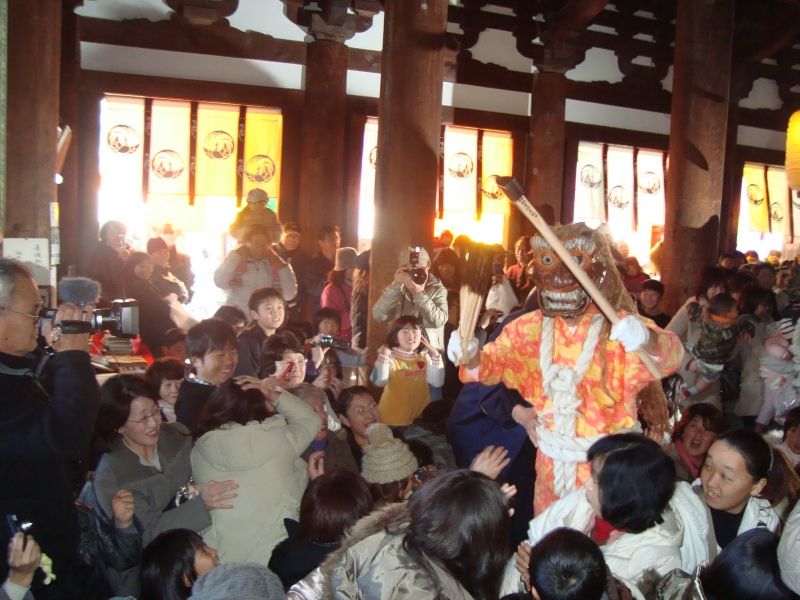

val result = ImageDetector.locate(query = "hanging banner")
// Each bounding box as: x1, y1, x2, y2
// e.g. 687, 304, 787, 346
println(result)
195, 103, 239, 199
606, 145, 635, 229
243, 107, 282, 209
148, 100, 191, 197
443, 126, 478, 213
743, 163, 769, 233
766, 167, 791, 236
100, 96, 145, 195
480, 131, 512, 215
358, 120, 379, 240
636, 149, 665, 226
793, 190, 800, 239
574, 142, 605, 221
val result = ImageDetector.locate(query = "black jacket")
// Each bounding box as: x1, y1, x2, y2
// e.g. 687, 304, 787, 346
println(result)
175, 377, 216, 432
149, 264, 187, 303
275, 244, 310, 312
0, 350, 100, 599
233, 324, 269, 378
125, 276, 177, 356
268, 518, 339, 591
87, 242, 126, 306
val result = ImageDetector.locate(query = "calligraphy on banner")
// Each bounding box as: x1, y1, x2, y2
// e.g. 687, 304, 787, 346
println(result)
743, 163, 769, 233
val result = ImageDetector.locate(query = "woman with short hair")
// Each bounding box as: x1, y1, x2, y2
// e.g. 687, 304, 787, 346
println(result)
92, 375, 238, 597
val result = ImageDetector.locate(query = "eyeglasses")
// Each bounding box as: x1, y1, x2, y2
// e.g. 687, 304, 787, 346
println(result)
0, 306, 41, 323
127, 411, 163, 425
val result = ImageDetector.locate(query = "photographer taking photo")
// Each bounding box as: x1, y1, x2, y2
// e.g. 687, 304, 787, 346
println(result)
0, 258, 100, 600
372, 246, 448, 356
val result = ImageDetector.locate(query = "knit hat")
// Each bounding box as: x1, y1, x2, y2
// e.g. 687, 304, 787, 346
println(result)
146, 237, 168, 254
355, 249, 371, 271
361, 423, 418, 485
191, 563, 284, 600
334, 247, 357, 272
246, 188, 269, 204
398, 246, 430, 267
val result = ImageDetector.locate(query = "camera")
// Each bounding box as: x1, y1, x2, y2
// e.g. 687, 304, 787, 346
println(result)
6, 515, 32, 537
308, 335, 350, 350
41, 299, 140, 339
407, 246, 428, 286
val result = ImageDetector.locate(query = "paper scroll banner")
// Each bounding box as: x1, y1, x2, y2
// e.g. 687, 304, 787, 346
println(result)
636, 150, 665, 226
148, 100, 191, 197
574, 142, 604, 221
443, 126, 478, 213
480, 131, 512, 215
195, 103, 239, 199
743, 163, 769, 233
100, 96, 144, 194
243, 108, 283, 208
606, 146, 634, 229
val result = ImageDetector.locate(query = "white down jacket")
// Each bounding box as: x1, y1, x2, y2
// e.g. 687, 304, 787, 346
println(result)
190, 391, 320, 566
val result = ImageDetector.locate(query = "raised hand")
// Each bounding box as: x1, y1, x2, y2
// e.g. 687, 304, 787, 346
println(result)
7, 533, 42, 589
514, 541, 532, 590
112, 489, 135, 528
307, 451, 325, 480
469, 445, 510, 480
200, 480, 239, 510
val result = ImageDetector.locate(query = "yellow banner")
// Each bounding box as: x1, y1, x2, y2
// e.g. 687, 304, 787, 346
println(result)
100, 95, 144, 195
481, 131, 512, 215
196, 103, 239, 198
767, 167, 791, 236
743, 163, 769, 233
243, 108, 283, 209
443, 126, 478, 213
149, 100, 191, 197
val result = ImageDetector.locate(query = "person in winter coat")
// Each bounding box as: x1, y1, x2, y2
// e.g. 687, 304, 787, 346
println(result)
233, 287, 286, 378
321, 248, 356, 341
503, 435, 710, 596
402, 400, 458, 474
372, 246, 449, 354
87, 219, 130, 306
286, 470, 512, 600
147, 236, 189, 303
0, 258, 101, 600
779, 499, 800, 595
695, 430, 799, 555
666, 266, 728, 409
269, 470, 374, 591
92, 375, 238, 597
228, 188, 283, 243
123, 252, 179, 358
191, 378, 321, 566
641, 528, 797, 600
274, 222, 310, 321
214, 224, 297, 314
663, 404, 729, 483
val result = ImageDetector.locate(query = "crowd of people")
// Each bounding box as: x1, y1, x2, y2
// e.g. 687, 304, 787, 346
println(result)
2, 195, 800, 600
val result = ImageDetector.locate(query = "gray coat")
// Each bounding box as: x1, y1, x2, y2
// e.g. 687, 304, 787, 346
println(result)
93, 423, 211, 596
372, 275, 448, 352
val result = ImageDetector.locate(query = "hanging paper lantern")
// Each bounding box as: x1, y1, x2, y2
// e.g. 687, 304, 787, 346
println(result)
788, 110, 800, 190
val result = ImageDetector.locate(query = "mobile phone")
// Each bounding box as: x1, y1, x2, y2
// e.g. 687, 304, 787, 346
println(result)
493, 262, 502, 274
6, 515, 32, 538
118, 235, 126, 250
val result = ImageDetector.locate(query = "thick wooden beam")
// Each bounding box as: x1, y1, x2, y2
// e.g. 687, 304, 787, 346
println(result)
297, 39, 349, 254
367, 0, 447, 357
6, 0, 61, 239
76, 90, 102, 274
661, 0, 735, 315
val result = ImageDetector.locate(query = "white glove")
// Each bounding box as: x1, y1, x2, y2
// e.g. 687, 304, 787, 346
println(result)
447, 330, 479, 365
609, 315, 650, 353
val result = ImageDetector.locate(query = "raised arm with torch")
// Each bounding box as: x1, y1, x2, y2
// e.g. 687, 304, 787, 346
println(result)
447, 177, 684, 515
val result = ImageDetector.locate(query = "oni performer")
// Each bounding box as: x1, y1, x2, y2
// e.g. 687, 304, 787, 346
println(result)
448, 223, 683, 515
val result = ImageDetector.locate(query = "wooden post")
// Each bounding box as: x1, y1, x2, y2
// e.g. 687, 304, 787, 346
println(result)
660, 0, 734, 315
76, 90, 102, 273
366, 0, 447, 357
5, 0, 62, 239
527, 70, 568, 222
297, 39, 348, 253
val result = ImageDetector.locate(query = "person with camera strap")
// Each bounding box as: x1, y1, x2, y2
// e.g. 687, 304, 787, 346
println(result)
0, 258, 100, 600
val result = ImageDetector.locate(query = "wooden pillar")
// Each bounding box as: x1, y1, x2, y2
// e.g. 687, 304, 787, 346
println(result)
367, 0, 447, 355
0, 0, 7, 236
5, 0, 61, 238
297, 39, 348, 253
527, 70, 568, 222
660, 0, 734, 314
58, 2, 80, 273
718, 101, 742, 255
76, 90, 102, 273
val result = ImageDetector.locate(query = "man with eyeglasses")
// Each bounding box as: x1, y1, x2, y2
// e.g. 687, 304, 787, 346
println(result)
0, 258, 100, 599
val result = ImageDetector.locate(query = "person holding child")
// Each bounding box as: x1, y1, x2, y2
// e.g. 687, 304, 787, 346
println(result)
371, 316, 445, 427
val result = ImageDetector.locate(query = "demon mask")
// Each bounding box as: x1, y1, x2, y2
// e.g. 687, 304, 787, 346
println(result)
531, 224, 608, 318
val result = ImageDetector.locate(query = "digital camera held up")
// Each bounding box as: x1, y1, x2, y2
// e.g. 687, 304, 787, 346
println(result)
407, 246, 428, 286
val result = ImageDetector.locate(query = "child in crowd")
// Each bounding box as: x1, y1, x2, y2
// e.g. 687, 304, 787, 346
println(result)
637, 279, 672, 329
145, 357, 185, 423
778, 407, 800, 467
139, 529, 220, 600
336, 386, 381, 469
160, 328, 188, 362
683, 293, 754, 398
525, 528, 610, 600
234, 287, 286, 377
371, 316, 445, 426
213, 304, 248, 336
314, 306, 341, 338
360, 423, 419, 507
